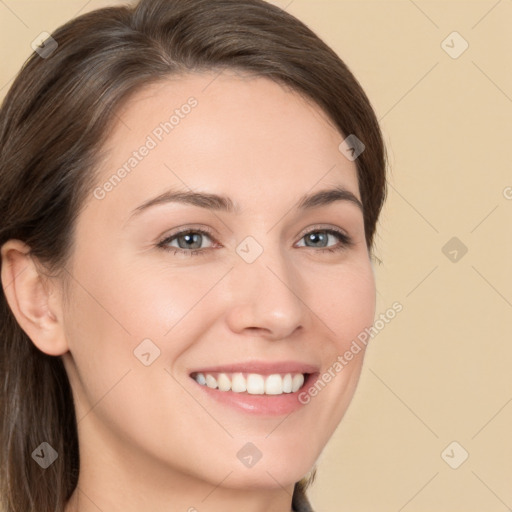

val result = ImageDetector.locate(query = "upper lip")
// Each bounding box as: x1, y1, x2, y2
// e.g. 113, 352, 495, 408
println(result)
189, 360, 320, 375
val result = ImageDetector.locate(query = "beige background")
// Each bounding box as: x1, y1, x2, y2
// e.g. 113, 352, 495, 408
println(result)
1, 1, 511, 511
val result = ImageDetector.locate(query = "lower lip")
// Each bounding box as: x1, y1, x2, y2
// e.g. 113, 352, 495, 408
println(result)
191, 373, 319, 416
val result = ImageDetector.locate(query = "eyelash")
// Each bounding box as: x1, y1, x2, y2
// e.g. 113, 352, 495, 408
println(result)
156, 226, 354, 257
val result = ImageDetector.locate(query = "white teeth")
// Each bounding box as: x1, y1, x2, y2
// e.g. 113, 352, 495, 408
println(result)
283, 373, 292, 393
205, 374, 217, 389
291, 373, 304, 392
193, 371, 307, 395
247, 374, 265, 394
231, 372, 247, 393
265, 374, 283, 395
217, 373, 231, 391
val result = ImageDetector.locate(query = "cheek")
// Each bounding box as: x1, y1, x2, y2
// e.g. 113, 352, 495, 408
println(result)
308, 259, 376, 351
62, 255, 227, 419
69, 247, 222, 339
298, 259, 375, 416
61, 256, 217, 456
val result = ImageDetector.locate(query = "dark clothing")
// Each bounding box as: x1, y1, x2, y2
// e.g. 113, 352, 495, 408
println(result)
292, 483, 314, 512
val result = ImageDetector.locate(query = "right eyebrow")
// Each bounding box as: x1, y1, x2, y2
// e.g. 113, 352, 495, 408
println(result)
128, 189, 239, 221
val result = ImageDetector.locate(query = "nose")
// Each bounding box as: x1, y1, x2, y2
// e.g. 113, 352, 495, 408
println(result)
224, 246, 308, 340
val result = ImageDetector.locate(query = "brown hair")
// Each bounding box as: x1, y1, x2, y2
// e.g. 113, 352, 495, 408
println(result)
0, 0, 387, 510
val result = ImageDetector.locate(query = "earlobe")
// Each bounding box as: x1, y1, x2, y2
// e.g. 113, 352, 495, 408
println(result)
0, 239, 68, 356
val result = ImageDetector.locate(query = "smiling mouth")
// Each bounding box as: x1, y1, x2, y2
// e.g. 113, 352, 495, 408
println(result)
190, 371, 310, 395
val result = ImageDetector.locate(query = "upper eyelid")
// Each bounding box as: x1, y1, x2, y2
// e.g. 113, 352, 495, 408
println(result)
296, 223, 350, 239
159, 227, 217, 245
160, 224, 351, 247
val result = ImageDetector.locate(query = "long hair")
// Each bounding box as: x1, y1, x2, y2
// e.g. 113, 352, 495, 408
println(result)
0, 1, 387, 510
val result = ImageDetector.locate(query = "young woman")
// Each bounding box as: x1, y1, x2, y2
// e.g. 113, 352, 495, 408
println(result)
0, 0, 387, 510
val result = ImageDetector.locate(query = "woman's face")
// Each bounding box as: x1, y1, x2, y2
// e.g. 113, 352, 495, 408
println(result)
60, 71, 375, 494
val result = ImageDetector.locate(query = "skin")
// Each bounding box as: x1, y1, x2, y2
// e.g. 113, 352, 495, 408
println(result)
1, 71, 376, 512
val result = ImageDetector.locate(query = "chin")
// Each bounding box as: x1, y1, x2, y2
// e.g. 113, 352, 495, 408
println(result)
216, 445, 318, 490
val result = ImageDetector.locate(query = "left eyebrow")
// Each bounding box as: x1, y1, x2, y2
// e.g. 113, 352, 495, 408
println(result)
297, 186, 363, 212
126, 184, 363, 222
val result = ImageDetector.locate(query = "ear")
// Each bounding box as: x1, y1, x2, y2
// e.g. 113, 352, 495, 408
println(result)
0, 239, 69, 356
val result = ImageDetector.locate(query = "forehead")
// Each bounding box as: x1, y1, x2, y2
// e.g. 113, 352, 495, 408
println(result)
89, 71, 360, 219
